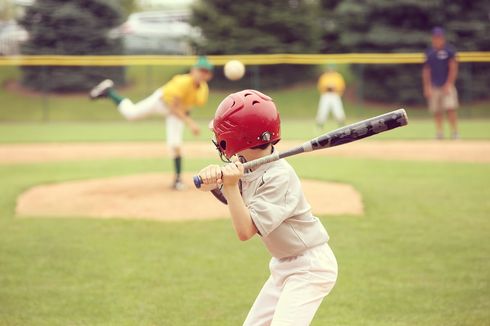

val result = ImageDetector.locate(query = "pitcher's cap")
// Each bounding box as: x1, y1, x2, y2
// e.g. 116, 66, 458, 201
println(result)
194, 56, 213, 72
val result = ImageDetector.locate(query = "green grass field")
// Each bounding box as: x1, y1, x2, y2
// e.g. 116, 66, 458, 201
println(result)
1, 151, 489, 325
1, 118, 490, 143
0, 65, 489, 325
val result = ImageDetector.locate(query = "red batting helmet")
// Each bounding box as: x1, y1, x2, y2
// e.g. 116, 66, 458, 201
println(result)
211, 89, 281, 159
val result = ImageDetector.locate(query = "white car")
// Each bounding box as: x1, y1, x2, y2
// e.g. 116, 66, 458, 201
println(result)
113, 10, 202, 55
0, 21, 28, 55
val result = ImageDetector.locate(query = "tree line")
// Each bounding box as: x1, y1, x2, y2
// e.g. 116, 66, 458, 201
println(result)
192, 0, 489, 103
19, 0, 489, 103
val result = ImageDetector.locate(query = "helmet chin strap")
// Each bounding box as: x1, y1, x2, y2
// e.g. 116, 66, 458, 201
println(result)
212, 139, 275, 171
237, 155, 252, 173
219, 152, 231, 163
237, 146, 274, 173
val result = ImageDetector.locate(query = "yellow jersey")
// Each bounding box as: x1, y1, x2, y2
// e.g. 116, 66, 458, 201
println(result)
317, 71, 345, 95
161, 74, 209, 112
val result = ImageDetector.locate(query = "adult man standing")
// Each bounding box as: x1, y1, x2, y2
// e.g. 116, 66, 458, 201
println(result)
89, 56, 214, 190
316, 64, 346, 128
422, 27, 459, 139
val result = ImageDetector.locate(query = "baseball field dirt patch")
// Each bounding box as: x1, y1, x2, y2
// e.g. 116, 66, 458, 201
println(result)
10, 140, 488, 221
16, 173, 363, 221
1, 140, 489, 165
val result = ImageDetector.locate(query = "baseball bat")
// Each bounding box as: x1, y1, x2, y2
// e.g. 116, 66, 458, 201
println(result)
194, 108, 408, 188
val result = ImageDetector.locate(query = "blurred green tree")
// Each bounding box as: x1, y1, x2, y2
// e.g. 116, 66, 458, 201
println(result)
326, 0, 490, 104
191, 0, 323, 89
19, 0, 125, 92
318, 0, 343, 53
120, 0, 139, 17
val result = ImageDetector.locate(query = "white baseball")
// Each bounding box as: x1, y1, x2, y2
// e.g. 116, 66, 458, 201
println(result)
224, 60, 245, 81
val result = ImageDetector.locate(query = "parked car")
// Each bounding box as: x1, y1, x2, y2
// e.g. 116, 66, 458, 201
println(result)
0, 20, 28, 55
111, 10, 202, 55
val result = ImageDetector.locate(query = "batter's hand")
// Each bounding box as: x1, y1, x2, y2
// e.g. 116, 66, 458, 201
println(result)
197, 164, 222, 191
423, 86, 432, 99
222, 161, 244, 187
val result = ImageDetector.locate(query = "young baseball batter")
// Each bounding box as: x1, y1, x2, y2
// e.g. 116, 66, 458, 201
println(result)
89, 56, 213, 190
198, 90, 338, 325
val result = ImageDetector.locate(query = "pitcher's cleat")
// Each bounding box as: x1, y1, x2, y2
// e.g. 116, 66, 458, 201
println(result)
172, 180, 186, 191
89, 79, 114, 100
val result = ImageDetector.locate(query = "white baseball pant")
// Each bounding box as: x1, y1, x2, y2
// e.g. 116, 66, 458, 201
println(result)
117, 89, 184, 148
316, 93, 345, 125
243, 243, 338, 326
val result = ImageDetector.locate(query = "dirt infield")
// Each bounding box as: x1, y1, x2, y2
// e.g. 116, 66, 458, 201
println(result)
16, 173, 363, 221
9, 140, 489, 222
1, 140, 489, 165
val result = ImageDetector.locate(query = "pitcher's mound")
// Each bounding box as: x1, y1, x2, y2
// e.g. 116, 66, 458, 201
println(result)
16, 173, 363, 221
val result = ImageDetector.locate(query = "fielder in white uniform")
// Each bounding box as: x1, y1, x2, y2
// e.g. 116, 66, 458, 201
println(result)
316, 65, 346, 128
198, 90, 338, 326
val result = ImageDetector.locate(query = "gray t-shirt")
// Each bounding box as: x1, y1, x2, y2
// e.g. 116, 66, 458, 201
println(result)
240, 159, 329, 258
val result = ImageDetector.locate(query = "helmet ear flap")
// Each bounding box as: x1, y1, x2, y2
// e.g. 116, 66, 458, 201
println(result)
219, 140, 227, 151
212, 139, 226, 152
212, 139, 231, 163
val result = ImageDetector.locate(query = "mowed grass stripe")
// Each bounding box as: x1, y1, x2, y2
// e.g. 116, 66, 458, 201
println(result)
0, 156, 488, 325
0, 119, 489, 144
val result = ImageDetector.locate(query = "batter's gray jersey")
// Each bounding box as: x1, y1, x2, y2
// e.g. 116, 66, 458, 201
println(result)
241, 159, 329, 259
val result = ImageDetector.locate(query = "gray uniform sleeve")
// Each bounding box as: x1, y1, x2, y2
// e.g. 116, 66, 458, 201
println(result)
247, 170, 298, 237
